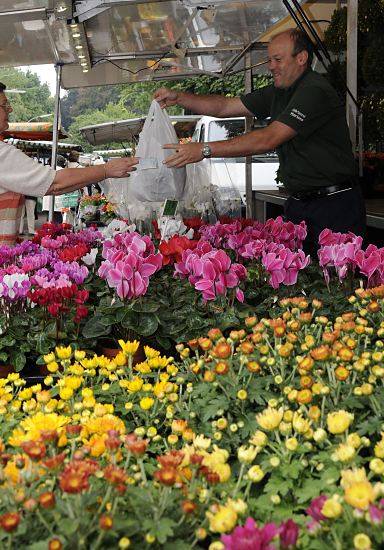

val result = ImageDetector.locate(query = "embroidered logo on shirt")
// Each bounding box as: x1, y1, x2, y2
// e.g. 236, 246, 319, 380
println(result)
290, 108, 306, 122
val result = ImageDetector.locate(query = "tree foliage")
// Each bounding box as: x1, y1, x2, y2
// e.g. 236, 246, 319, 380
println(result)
0, 67, 54, 122
324, 1, 384, 146
66, 102, 137, 153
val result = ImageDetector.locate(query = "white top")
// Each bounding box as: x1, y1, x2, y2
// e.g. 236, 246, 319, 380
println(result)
0, 141, 55, 196
0, 141, 56, 244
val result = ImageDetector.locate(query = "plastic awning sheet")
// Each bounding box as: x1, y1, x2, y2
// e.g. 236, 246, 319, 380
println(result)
0, 1, 335, 89
3, 122, 68, 140
80, 114, 200, 145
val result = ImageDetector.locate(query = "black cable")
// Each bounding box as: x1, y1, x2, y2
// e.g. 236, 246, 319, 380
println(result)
92, 53, 169, 75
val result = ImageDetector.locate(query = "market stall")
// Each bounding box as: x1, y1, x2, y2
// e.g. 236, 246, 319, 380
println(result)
2, 4, 383, 550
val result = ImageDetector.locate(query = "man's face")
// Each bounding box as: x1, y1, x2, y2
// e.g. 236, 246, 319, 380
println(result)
0, 92, 12, 135
268, 34, 307, 89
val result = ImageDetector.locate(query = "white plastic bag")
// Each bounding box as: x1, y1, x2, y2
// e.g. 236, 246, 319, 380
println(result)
128, 101, 186, 202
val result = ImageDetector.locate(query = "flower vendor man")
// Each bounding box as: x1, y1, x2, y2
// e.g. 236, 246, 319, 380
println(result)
154, 28, 366, 255
0, 81, 138, 245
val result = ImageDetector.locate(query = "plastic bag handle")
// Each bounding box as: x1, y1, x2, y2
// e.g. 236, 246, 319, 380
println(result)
140, 100, 173, 135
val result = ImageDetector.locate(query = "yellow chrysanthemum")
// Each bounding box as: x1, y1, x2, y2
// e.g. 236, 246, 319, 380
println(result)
327, 410, 354, 434
147, 356, 171, 370
334, 443, 356, 462
143, 346, 160, 359
59, 387, 74, 400
63, 376, 83, 390
153, 380, 168, 397
292, 412, 311, 434
206, 504, 237, 533
127, 377, 144, 393
81, 414, 126, 439
374, 434, 384, 458
55, 345, 72, 360
193, 434, 212, 450
74, 350, 86, 361
248, 465, 265, 482
68, 364, 85, 376
140, 397, 155, 410
249, 430, 268, 447
114, 352, 127, 367
18, 388, 33, 401
341, 468, 368, 488
8, 412, 69, 446
237, 445, 257, 464
81, 357, 99, 369
256, 407, 284, 431
134, 362, 151, 374
119, 340, 140, 355
43, 352, 56, 364
353, 533, 372, 550
345, 481, 374, 510
321, 497, 343, 518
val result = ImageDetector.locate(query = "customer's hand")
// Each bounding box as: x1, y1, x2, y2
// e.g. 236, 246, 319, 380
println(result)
153, 88, 180, 109
162, 143, 204, 168
104, 157, 139, 178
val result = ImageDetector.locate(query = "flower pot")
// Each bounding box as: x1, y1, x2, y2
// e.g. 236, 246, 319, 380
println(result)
0, 364, 15, 378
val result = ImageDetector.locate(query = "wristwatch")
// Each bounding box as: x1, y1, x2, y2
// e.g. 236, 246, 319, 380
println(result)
202, 143, 212, 158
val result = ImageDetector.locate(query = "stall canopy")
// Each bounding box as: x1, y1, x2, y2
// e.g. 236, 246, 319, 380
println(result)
80, 114, 200, 146
0, 1, 334, 89
3, 122, 68, 141
4, 138, 82, 156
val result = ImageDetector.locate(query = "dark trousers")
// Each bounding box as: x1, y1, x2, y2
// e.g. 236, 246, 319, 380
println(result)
284, 186, 366, 256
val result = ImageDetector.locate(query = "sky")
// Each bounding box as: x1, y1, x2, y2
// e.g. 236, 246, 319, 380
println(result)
20, 64, 65, 97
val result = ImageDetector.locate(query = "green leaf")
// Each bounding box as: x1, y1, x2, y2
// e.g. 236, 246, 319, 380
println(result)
26, 542, 53, 550
11, 350, 27, 372
201, 397, 229, 421
132, 300, 160, 313
60, 517, 79, 535
83, 317, 112, 339
150, 517, 176, 545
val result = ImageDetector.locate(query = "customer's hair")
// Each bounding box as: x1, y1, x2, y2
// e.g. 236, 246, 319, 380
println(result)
68, 150, 80, 162
272, 28, 314, 67
56, 155, 67, 168
0, 82, 6, 92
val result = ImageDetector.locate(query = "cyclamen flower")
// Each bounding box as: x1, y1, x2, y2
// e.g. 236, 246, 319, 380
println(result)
159, 235, 198, 266
355, 244, 384, 287
174, 246, 247, 303
0, 272, 31, 301
262, 245, 310, 289
99, 232, 163, 300
221, 517, 278, 550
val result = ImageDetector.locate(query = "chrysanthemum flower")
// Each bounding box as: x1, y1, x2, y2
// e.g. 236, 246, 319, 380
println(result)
256, 407, 284, 431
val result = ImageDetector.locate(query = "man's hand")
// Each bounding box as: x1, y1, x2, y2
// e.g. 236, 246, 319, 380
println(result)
153, 88, 180, 109
162, 143, 204, 168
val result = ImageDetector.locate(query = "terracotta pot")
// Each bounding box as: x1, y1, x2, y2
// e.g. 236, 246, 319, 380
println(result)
0, 364, 15, 378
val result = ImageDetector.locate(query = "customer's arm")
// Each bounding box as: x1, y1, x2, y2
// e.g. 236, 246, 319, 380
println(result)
46, 157, 138, 196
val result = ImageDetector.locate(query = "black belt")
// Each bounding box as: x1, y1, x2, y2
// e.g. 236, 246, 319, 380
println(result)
291, 182, 356, 201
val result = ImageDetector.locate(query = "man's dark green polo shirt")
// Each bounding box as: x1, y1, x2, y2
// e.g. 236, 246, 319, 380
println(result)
241, 70, 358, 194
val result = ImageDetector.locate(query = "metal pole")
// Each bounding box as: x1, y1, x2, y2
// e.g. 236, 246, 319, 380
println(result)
346, 0, 358, 150
244, 51, 253, 219
48, 63, 62, 222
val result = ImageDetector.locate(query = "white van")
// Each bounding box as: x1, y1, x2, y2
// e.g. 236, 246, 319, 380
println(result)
186, 116, 279, 216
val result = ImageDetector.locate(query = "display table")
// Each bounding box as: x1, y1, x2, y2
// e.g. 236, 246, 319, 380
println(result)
253, 190, 384, 230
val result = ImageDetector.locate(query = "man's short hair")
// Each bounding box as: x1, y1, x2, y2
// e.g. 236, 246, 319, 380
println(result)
0, 82, 6, 93
272, 28, 314, 67
290, 29, 314, 66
